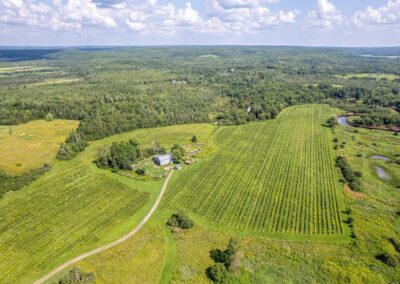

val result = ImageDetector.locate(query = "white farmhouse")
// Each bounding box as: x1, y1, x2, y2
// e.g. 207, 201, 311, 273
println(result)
153, 154, 173, 166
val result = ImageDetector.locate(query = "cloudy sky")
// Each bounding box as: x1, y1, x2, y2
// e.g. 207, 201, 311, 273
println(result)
0, 0, 399, 46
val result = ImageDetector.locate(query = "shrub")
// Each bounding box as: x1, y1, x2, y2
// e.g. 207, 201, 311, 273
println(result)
376, 253, 399, 267
206, 263, 227, 283
326, 117, 338, 128
166, 212, 194, 229
336, 156, 362, 192
45, 112, 54, 121
354, 171, 363, 177
171, 144, 185, 162
135, 168, 145, 175
56, 267, 95, 284
191, 135, 198, 143
388, 238, 400, 253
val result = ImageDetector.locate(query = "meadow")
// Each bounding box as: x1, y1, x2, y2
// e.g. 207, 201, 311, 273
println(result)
164, 105, 347, 238
0, 120, 78, 174
336, 73, 398, 81
0, 123, 216, 283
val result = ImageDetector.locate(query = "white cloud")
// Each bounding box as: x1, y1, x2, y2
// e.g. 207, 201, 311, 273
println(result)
353, 0, 400, 31
0, 0, 296, 34
207, 0, 296, 33
305, 0, 342, 30
216, 0, 277, 9
0, 0, 118, 30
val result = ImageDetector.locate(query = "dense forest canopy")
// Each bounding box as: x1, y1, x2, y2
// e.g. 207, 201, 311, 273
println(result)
0, 46, 399, 144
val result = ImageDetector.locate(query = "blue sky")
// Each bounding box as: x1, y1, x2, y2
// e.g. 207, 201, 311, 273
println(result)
0, 0, 399, 46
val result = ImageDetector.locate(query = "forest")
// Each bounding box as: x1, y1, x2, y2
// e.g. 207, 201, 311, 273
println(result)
0, 46, 399, 156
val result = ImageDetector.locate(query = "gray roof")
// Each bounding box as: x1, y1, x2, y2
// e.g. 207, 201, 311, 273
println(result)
153, 154, 172, 160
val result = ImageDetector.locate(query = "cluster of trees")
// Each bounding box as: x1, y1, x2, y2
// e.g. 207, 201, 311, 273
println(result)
326, 117, 338, 128
206, 238, 241, 283
96, 140, 141, 170
0, 164, 52, 198
55, 268, 95, 284
351, 113, 400, 128
166, 212, 194, 229
57, 130, 88, 160
336, 156, 362, 192
171, 144, 186, 162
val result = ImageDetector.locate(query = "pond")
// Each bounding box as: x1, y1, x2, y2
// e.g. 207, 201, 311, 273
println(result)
337, 116, 350, 126
371, 155, 391, 161
376, 166, 392, 180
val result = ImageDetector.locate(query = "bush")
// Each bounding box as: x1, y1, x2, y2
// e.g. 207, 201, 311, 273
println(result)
326, 117, 338, 128
388, 238, 400, 253
206, 263, 227, 283
336, 156, 362, 192
45, 112, 54, 121
171, 144, 185, 162
135, 168, 145, 175
376, 253, 399, 267
166, 212, 194, 229
55, 267, 95, 284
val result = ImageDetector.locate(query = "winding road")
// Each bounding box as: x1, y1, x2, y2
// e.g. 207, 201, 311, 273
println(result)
33, 170, 174, 284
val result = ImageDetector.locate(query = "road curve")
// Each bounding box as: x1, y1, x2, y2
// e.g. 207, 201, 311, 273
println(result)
33, 170, 174, 284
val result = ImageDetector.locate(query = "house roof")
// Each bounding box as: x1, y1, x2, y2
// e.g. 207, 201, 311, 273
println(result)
154, 154, 172, 160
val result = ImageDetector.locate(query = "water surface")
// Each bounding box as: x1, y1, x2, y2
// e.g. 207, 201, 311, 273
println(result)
371, 155, 391, 161
337, 116, 350, 126
376, 166, 392, 180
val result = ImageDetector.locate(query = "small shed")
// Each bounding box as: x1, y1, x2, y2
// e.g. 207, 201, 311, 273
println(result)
153, 154, 173, 166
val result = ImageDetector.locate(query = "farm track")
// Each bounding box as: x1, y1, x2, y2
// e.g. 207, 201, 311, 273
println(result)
33, 170, 174, 284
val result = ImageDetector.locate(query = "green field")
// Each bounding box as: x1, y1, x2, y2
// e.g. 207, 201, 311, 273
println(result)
0, 123, 216, 283
0, 120, 79, 174
164, 105, 347, 237
336, 73, 398, 81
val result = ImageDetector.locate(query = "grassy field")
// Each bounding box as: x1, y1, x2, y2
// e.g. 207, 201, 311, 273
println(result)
336, 73, 398, 81
27, 77, 81, 87
0, 66, 51, 74
164, 105, 347, 237
0, 123, 216, 283
0, 120, 79, 175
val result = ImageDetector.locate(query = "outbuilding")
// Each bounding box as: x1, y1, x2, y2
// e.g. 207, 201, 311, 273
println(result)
153, 154, 173, 166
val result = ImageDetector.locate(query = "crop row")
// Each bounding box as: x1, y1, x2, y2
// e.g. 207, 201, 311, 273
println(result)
0, 167, 149, 282
163, 105, 344, 235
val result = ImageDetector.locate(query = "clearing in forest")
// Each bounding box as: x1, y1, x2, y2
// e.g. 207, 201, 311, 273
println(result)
0, 120, 79, 174
164, 105, 346, 237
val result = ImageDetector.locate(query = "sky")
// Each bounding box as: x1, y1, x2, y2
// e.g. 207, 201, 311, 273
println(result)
0, 0, 399, 46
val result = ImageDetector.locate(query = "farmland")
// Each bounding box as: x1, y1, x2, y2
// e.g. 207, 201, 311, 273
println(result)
0, 120, 78, 174
164, 105, 347, 237
0, 123, 216, 283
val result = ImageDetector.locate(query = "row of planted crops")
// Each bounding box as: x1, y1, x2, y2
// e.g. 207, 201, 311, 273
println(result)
164, 105, 345, 236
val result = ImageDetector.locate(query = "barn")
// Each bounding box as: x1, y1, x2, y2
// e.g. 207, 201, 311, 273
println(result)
153, 154, 173, 166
